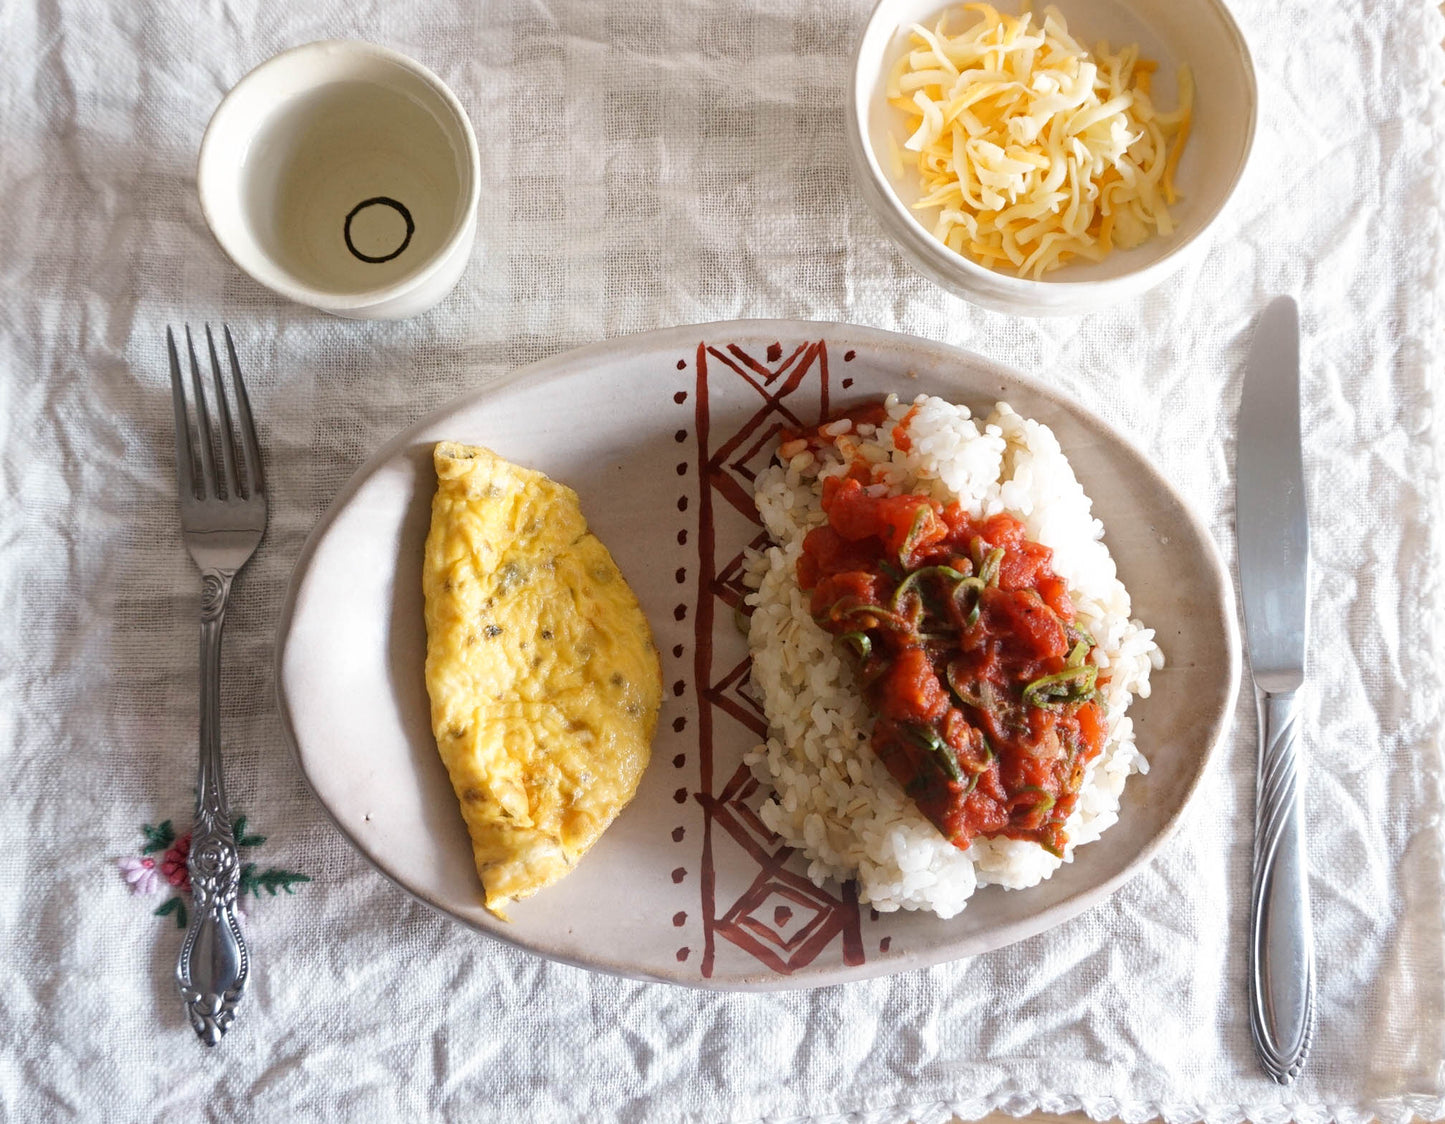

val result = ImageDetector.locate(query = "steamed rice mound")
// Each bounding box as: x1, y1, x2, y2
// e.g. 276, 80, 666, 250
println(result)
742, 394, 1162, 919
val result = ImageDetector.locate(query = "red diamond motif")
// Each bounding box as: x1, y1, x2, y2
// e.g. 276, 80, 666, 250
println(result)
689, 338, 862, 979
705, 656, 767, 739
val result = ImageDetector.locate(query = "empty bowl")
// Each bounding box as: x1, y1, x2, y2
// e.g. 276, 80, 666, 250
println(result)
198, 40, 482, 320
848, 0, 1258, 315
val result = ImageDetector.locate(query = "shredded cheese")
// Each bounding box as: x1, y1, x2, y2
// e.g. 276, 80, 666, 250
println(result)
886, 3, 1194, 279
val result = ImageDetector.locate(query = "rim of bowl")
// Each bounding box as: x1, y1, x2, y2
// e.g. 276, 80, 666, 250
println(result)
848, 0, 1259, 302
197, 39, 483, 313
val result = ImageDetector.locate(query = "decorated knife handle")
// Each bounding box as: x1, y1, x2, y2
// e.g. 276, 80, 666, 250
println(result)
1248, 688, 1315, 1084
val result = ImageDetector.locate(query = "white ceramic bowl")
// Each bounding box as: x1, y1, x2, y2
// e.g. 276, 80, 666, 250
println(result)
848, 0, 1257, 316
198, 40, 482, 320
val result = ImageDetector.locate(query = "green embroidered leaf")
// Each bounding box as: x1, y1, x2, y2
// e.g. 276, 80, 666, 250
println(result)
154, 897, 188, 929
141, 820, 176, 855
239, 863, 311, 897
231, 815, 266, 849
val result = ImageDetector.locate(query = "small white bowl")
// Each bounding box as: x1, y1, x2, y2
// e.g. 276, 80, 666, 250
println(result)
198, 40, 482, 320
848, 0, 1257, 316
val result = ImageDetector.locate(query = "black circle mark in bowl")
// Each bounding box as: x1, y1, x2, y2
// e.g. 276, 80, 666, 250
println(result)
343, 197, 415, 264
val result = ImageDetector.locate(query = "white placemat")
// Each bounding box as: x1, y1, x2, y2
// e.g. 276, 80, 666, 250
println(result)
1, 0, 1442, 1120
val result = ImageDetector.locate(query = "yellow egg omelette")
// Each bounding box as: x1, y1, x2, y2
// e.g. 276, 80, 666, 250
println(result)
421, 442, 662, 918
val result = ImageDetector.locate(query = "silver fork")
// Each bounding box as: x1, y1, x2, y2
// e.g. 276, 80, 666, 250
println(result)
166, 324, 266, 1046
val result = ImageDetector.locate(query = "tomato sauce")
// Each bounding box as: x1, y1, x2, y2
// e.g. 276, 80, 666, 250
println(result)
794, 406, 1106, 857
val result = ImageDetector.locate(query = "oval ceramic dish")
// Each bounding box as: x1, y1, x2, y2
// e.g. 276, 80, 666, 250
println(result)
275, 321, 1239, 989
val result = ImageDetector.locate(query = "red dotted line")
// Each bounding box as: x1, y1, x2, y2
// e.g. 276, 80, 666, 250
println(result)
672, 358, 692, 967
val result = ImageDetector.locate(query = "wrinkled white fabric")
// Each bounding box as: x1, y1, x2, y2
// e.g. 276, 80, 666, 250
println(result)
1, 0, 1442, 1121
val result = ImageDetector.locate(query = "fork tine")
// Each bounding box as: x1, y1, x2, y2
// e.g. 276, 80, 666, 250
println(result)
184, 326, 218, 498
223, 325, 265, 497
166, 327, 196, 501
205, 325, 241, 499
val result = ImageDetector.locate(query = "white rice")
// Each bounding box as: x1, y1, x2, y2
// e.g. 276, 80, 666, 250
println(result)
743, 395, 1162, 919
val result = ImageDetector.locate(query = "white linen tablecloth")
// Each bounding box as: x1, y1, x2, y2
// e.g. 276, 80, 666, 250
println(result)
1, 0, 1443, 1120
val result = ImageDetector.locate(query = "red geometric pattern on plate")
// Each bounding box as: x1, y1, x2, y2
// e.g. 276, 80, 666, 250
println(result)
691, 338, 864, 977
714, 529, 771, 613
702, 655, 767, 739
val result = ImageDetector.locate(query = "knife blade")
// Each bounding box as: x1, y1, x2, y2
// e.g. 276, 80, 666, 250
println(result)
1235, 295, 1315, 1084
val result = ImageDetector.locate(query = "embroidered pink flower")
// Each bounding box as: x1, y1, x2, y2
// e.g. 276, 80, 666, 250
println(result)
119, 856, 162, 895
125, 814, 309, 930
160, 833, 191, 894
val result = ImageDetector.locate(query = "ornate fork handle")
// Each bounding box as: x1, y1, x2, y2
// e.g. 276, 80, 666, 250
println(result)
177, 568, 250, 1046
1247, 688, 1315, 1083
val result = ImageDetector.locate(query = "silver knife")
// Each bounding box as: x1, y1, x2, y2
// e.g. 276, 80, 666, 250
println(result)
1235, 295, 1315, 1084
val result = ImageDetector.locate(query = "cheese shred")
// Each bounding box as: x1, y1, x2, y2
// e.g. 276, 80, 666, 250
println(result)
887, 3, 1194, 279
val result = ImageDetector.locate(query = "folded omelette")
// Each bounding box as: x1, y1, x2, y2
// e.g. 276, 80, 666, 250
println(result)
422, 442, 661, 918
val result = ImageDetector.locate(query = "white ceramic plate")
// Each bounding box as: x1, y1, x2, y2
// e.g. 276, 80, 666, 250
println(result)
276, 321, 1239, 989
